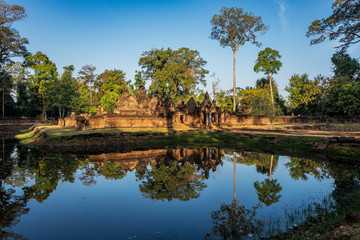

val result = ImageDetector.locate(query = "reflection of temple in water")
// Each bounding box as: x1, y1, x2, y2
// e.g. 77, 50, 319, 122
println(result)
88, 148, 224, 179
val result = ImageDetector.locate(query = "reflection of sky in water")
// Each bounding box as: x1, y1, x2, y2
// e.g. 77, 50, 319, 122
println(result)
5, 150, 337, 239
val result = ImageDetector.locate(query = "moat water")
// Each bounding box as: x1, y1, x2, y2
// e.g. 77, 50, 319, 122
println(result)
1, 140, 359, 239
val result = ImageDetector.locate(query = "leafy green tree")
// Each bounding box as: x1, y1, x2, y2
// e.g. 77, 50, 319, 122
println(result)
337, 82, 360, 115
254, 47, 282, 105
285, 74, 322, 115
73, 84, 90, 114
4, 62, 31, 116
131, 70, 145, 94
240, 80, 284, 116
26, 51, 58, 118
241, 87, 273, 115
50, 65, 77, 118
319, 52, 359, 116
331, 50, 360, 80
0, 0, 28, 67
210, 7, 269, 112
0, 70, 14, 117
139, 47, 208, 102
216, 89, 234, 112
78, 64, 96, 108
0, 1, 28, 117
306, 0, 360, 50
256, 78, 287, 114
97, 69, 127, 112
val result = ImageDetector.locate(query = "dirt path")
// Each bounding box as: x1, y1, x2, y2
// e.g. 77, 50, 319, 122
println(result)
224, 128, 360, 138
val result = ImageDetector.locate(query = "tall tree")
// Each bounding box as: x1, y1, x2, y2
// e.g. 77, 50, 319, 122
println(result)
0, 70, 12, 117
254, 47, 282, 105
78, 64, 96, 107
0, 1, 28, 117
52, 65, 77, 118
26, 52, 58, 118
97, 69, 127, 112
0, 0, 28, 65
306, 0, 360, 50
210, 7, 268, 112
139, 47, 208, 101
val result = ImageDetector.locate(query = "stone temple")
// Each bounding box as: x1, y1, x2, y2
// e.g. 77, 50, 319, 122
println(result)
59, 85, 265, 130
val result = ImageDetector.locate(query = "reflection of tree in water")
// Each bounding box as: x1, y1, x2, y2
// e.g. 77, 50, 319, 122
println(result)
253, 155, 282, 207
285, 157, 327, 181
210, 153, 262, 239
238, 152, 283, 207
96, 161, 126, 180
325, 160, 360, 210
254, 179, 282, 207
0, 140, 29, 240
23, 153, 80, 202
139, 161, 207, 201
0, 188, 29, 240
78, 159, 98, 186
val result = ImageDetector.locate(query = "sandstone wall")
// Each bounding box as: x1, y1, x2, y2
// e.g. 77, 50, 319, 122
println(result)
59, 114, 360, 130
63, 117, 77, 127
0, 117, 56, 125
224, 115, 271, 126
68, 115, 172, 130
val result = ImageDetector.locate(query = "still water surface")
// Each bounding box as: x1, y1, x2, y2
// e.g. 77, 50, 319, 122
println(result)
1, 140, 359, 239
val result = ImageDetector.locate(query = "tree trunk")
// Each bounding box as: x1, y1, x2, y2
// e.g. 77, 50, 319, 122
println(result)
212, 82, 216, 102
58, 101, 62, 118
2, 86, 4, 118
269, 155, 273, 180
1, 138, 4, 188
233, 152, 237, 201
89, 79, 92, 108
233, 51, 237, 112
269, 74, 274, 106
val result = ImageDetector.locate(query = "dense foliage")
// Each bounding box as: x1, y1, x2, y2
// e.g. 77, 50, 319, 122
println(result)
286, 51, 360, 116
139, 47, 208, 102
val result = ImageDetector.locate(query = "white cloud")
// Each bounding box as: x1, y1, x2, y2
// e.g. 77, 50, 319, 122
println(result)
275, 0, 287, 30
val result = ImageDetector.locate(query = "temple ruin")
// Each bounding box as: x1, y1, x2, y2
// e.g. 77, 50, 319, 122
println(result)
59, 85, 273, 130
60, 85, 228, 130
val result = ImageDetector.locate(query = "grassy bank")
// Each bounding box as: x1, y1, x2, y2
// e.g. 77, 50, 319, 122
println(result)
16, 125, 360, 160
272, 189, 360, 240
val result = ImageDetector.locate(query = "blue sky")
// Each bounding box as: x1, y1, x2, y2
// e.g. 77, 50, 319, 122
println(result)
12, 0, 360, 97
